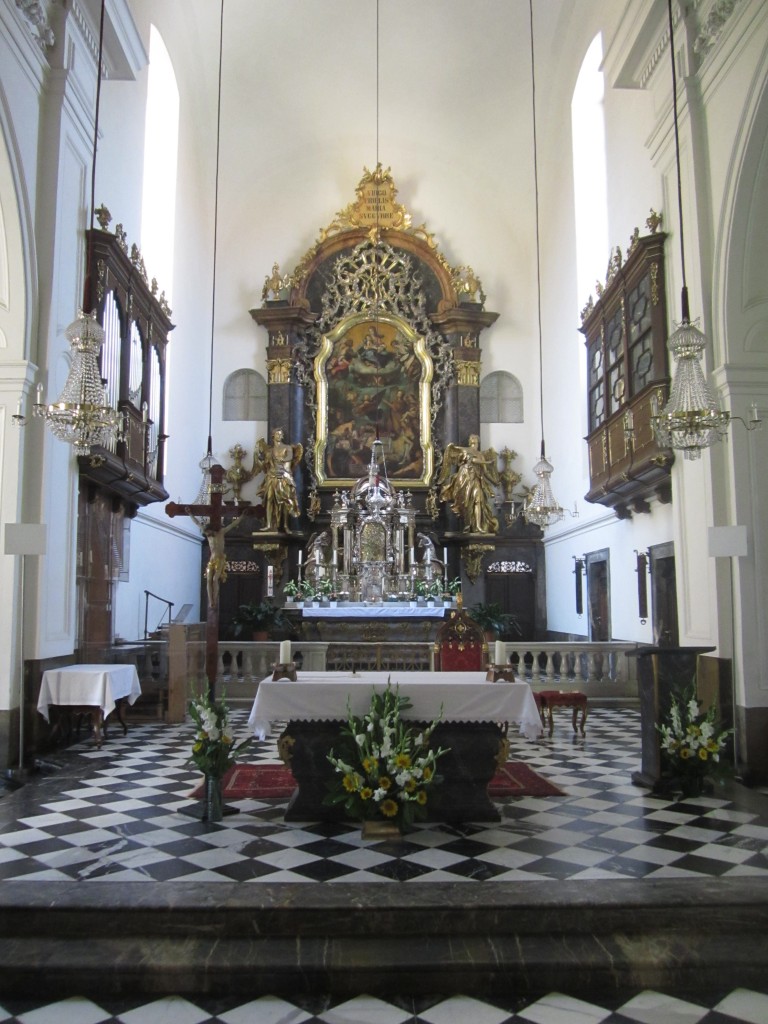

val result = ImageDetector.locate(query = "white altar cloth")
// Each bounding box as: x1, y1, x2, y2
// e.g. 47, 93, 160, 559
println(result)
37, 664, 142, 721
247, 671, 542, 742
296, 605, 447, 619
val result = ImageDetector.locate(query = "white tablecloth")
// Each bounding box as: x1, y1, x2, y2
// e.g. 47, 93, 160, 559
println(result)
247, 671, 542, 742
298, 605, 447, 618
37, 664, 142, 722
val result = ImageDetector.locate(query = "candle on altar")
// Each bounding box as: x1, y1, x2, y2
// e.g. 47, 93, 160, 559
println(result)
495, 640, 505, 666
298, 550, 303, 565
443, 547, 448, 564
280, 640, 292, 664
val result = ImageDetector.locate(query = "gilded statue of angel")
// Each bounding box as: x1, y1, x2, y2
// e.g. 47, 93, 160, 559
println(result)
438, 434, 499, 534
252, 428, 303, 532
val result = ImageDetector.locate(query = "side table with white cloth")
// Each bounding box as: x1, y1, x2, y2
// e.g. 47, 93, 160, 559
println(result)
248, 671, 543, 823
37, 664, 142, 748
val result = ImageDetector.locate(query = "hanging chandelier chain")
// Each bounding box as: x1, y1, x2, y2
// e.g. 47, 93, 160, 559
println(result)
84, 0, 107, 308
667, 0, 688, 306
528, 0, 548, 452
206, 0, 226, 458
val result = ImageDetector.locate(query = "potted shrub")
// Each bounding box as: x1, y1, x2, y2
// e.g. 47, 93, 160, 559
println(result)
232, 600, 291, 641
468, 602, 520, 641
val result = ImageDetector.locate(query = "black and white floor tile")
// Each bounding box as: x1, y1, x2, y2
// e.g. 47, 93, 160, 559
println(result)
1, 707, 767, 1021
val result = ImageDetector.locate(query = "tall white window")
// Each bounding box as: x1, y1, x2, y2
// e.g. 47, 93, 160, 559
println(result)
140, 27, 179, 301
572, 34, 608, 313
141, 26, 179, 471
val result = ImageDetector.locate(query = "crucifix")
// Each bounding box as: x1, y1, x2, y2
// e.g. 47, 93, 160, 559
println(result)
166, 464, 263, 697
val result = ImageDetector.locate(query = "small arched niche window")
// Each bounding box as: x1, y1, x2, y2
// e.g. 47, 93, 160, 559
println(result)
223, 369, 267, 421
480, 371, 523, 423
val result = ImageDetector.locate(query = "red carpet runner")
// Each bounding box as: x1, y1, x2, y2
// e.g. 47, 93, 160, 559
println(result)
191, 761, 563, 801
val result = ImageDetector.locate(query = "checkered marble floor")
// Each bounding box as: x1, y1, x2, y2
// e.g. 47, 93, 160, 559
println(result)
1, 707, 767, 1021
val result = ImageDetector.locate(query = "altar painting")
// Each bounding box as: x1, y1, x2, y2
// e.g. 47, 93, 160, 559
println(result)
314, 313, 433, 487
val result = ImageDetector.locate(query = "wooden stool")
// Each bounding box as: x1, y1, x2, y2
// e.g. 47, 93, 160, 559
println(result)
537, 690, 588, 737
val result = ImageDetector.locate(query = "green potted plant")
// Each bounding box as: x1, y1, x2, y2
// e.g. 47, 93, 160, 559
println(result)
232, 600, 291, 641
468, 601, 520, 641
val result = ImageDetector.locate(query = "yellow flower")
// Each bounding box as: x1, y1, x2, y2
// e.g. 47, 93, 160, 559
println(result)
415, 790, 427, 805
423, 766, 433, 781
378, 776, 392, 791
360, 787, 373, 800
380, 798, 398, 817
698, 748, 709, 761
679, 748, 691, 760
342, 773, 360, 793
394, 753, 411, 769
362, 757, 378, 775
404, 777, 417, 793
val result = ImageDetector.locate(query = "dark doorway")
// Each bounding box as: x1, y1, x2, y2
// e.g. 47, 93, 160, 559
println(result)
649, 542, 678, 646
586, 549, 610, 641
486, 571, 536, 640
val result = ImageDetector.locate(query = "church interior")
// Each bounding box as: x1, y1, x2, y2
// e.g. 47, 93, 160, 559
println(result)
1, 0, 768, 1021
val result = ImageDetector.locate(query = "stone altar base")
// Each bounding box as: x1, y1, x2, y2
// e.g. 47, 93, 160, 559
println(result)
279, 720, 505, 823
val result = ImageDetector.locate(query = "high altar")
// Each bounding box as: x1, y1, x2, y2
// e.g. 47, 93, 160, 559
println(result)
210, 166, 547, 640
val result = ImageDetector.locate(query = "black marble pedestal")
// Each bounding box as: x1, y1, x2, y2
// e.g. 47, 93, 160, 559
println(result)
279, 719, 505, 823
627, 645, 714, 790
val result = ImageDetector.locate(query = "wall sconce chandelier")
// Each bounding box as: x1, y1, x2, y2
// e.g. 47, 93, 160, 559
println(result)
33, 0, 121, 457
650, 0, 731, 460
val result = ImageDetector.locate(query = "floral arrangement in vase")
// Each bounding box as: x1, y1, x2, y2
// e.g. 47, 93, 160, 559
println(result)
657, 690, 732, 796
188, 691, 251, 779
324, 681, 448, 831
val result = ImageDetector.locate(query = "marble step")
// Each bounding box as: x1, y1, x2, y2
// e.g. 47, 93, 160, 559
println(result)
0, 878, 766, 1000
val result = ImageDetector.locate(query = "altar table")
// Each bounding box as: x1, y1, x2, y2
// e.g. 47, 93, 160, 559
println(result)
37, 664, 142, 748
248, 671, 542, 823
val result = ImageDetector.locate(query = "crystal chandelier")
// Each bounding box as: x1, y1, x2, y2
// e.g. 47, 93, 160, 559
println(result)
34, 310, 122, 456
524, 443, 565, 529
521, 0, 568, 530
35, 0, 121, 457
651, 0, 729, 460
652, 308, 730, 458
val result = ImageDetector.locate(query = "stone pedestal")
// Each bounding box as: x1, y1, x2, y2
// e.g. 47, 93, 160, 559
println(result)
279, 719, 505, 823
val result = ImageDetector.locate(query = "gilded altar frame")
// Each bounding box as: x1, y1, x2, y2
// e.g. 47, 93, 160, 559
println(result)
313, 311, 434, 488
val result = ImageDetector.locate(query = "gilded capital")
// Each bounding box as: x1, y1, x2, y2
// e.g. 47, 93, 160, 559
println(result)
455, 360, 480, 387
267, 358, 292, 385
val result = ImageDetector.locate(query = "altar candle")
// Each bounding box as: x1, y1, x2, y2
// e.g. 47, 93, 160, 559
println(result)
298, 550, 303, 565
443, 547, 448, 565
495, 640, 505, 666
280, 640, 291, 664
410, 547, 415, 566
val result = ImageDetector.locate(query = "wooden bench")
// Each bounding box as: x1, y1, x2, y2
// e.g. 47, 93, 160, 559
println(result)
535, 690, 588, 737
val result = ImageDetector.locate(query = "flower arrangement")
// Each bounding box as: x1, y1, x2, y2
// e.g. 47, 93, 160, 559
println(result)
188, 691, 251, 779
324, 682, 448, 830
658, 689, 732, 794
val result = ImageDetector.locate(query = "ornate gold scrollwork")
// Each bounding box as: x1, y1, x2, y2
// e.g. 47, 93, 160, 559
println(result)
462, 543, 494, 584
277, 732, 295, 766
252, 542, 288, 584
650, 262, 660, 305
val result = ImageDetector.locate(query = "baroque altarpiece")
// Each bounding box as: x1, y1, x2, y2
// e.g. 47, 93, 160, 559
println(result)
220, 167, 546, 641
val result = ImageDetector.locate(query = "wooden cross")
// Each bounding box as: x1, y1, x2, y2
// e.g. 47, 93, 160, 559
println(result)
166, 464, 263, 697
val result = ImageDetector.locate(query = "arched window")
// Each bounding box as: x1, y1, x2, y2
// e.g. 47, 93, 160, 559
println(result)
223, 369, 267, 421
480, 371, 523, 423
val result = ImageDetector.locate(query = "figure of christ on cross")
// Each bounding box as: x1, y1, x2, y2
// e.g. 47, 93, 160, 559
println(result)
165, 464, 264, 697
